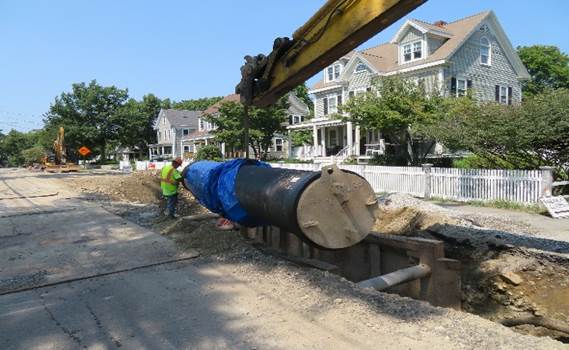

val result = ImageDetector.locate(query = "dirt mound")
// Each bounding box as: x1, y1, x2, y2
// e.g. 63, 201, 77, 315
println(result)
67, 170, 207, 217
373, 202, 460, 235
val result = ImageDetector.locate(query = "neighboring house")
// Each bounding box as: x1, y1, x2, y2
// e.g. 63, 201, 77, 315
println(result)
148, 109, 201, 160
289, 10, 530, 162
185, 93, 309, 159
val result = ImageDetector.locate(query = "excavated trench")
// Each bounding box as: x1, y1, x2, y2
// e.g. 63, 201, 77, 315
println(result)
371, 202, 569, 344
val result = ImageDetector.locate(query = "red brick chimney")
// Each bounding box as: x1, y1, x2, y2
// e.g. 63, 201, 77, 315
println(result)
433, 20, 447, 28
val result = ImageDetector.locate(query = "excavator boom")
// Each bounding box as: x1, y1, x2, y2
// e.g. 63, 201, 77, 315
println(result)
237, 0, 427, 107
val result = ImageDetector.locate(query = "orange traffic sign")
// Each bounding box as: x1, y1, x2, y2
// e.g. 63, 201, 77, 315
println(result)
78, 146, 91, 157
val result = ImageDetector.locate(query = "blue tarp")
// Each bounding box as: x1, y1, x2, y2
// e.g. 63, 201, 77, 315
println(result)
184, 159, 270, 225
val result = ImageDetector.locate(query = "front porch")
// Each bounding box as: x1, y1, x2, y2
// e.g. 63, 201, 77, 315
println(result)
288, 119, 385, 163
148, 144, 173, 161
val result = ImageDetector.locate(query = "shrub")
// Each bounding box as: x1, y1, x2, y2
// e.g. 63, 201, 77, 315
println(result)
195, 145, 222, 161
20, 146, 46, 165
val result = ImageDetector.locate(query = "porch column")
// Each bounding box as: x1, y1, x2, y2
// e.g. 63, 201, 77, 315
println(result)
148, 147, 152, 160
221, 142, 226, 159
161, 146, 164, 155
346, 122, 353, 155
312, 125, 318, 156
287, 130, 292, 159
205, 138, 208, 145
355, 126, 361, 156
320, 128, 326, 157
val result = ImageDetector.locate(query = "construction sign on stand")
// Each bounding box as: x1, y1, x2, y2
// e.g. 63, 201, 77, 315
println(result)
78, 146, 91, 157
540, 196, 569, 219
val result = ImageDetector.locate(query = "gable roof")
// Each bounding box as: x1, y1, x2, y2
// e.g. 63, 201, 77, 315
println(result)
160, 109, 201, 128
311, 10, 528, 89
203, 93, 240, 115
391, 18, 453, 43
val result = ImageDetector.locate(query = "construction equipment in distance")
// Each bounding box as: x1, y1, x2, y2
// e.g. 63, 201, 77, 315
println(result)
44, 127, 79, 173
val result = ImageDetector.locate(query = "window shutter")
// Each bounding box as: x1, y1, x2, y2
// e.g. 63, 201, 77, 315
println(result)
450, 77, 457, 96
508, 87, 513, 105
288, 115, 293, 125
337, 94, 342, 106
323, 98, 328, 115
495, 85, 500, 102
349, 91, 354, 99
467, 80, 472, 90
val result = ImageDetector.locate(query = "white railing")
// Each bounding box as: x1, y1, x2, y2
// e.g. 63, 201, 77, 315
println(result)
271, 163, 549, 204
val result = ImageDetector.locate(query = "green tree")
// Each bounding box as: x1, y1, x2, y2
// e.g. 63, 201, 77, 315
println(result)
427, 89, 569, 177
290, 129, 313, 147
518, 45, 569, 96
195, 144, 222, 161
293, 84, 313, 111
173, 97, 223, 111
341, 76, 444, 165
21, 146, 46, 165
43, 80, 129, 162
0, 130, 39, 166
206, 97, 289, 159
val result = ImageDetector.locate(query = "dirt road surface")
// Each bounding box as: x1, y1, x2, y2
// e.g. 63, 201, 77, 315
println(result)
0, 169, 565, 349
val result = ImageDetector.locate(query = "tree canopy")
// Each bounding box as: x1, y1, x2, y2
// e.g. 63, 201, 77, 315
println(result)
341, 76, 444, 164
173, 97, 223, 111
206, 97, 289, 159
518, 45, 569, 97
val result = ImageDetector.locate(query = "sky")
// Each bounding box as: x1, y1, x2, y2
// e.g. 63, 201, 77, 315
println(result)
1, 0, 568, 132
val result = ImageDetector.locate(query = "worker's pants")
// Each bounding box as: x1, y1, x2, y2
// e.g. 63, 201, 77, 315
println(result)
165, 194, 178, 217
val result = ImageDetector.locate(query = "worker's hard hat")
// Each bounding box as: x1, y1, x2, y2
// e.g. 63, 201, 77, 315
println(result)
173, 157, 183, 165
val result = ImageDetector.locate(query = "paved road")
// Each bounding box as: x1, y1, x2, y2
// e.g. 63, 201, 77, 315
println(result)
0, 169, 564, 350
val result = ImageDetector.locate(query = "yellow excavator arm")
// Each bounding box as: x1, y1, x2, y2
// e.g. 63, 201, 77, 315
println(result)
237, 0, 427, 107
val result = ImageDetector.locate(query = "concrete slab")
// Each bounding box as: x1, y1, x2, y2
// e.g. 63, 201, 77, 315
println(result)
0, 169, 196, 294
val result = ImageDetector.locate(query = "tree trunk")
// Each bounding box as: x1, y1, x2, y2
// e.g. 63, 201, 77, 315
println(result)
100, 139, 106, 164
405, 129, 414, 165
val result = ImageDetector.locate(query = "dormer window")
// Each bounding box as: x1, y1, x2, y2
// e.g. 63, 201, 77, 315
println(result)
355, 63, 367, 73
402, 40, 423, 63
326, 64, 342, 82
480, 37, 491, 66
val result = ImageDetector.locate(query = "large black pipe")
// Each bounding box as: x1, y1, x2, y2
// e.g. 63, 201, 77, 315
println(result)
235, 165, 320, 236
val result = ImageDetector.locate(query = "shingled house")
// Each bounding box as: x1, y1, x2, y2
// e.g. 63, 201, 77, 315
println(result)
148, 109, 201, 160
288, 11, 530, 162
182, 93, 309, 159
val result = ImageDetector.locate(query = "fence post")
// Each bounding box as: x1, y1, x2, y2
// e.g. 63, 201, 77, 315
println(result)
422, 164, 433, 199
539, 166, 554, 197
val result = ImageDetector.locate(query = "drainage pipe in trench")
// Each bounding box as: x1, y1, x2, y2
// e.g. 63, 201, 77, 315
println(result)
358, 264, 432, 291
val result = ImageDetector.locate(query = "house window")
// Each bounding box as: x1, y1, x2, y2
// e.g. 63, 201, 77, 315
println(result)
158, 131, 161, 140
290, 115, 303, 124
355, 63, 367, 73
480, 37, 491, 65
275, 138, 283, 152
457, 79, 467, 97
413, 41, 422, 59
402, 40, 423, 63
183, 128, 189, 136
403, 43, 412, 62
326, 64, 342, 81
198, 119, 204, 131
495, 85, 512, 105
451, 77, 472, 97
328, 96, 338, 114
184, 146, 190, 152
337, 94, 342, 107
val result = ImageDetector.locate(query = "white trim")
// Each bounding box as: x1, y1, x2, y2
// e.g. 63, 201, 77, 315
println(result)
309, 84, 343, 94
391, 19, 452, 43
480, 36, 491, 66
384, 59, 447, 75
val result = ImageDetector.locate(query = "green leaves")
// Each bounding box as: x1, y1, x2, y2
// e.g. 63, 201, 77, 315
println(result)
518, 45, 569, 97
207, 97, 289, 159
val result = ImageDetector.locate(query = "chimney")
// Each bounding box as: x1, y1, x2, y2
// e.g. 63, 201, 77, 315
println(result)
434, 20, 447, 28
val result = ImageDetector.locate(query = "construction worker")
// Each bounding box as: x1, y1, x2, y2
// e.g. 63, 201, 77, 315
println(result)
160, 157, 183, 218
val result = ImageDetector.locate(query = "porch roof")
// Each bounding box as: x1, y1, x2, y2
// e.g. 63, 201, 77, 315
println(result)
287, 118, 347, 130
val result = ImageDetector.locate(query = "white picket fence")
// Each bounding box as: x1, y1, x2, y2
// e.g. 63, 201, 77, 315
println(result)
271, 163, 547, 204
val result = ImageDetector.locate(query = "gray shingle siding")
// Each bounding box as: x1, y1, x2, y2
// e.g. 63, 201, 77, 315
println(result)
447, 22, 522, 103
427, 36, 445, 55
401, 27, 423, 43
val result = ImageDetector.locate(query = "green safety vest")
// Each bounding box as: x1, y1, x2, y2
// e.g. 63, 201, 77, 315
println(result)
160, 164, 182, 196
